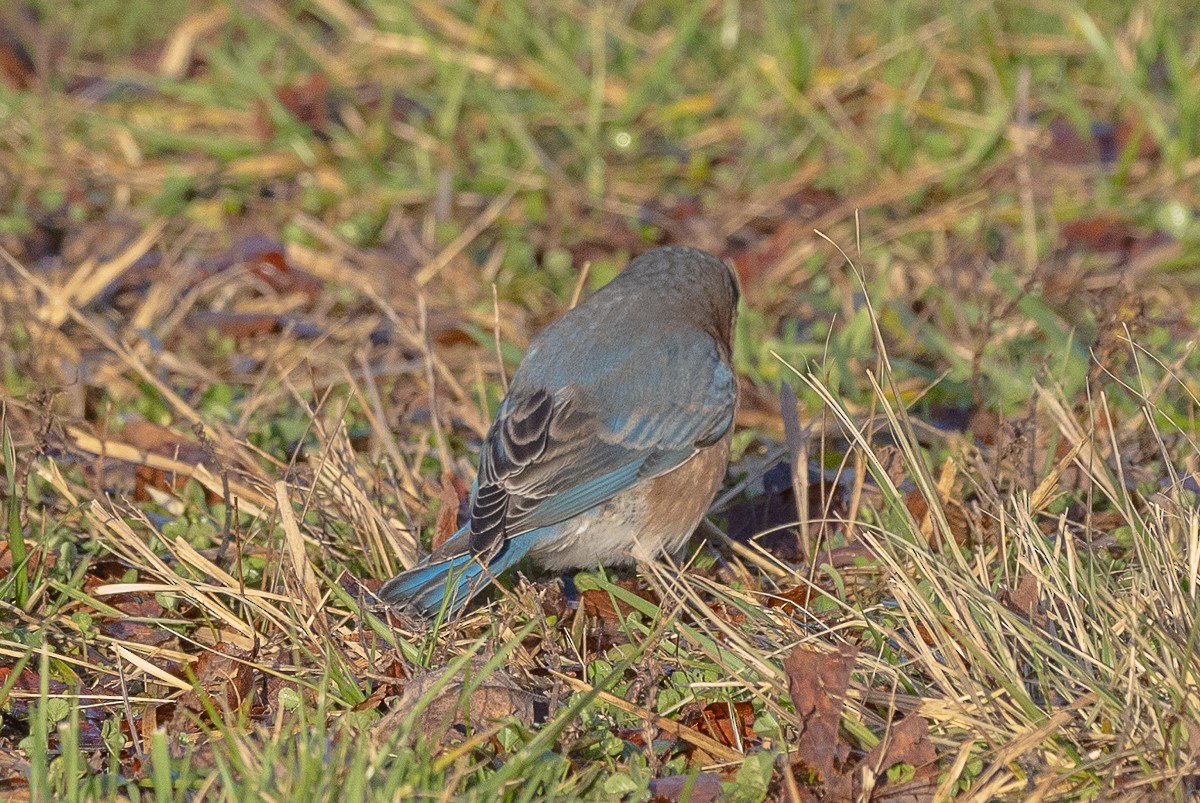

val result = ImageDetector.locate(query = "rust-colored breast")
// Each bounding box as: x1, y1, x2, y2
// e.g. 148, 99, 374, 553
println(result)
642, 436, 731, 551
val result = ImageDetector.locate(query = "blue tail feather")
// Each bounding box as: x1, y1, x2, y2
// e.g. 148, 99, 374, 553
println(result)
379, 525, 537, 615
378, 552, 480, 614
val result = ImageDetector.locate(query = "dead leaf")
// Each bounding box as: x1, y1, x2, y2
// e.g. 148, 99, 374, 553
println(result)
187, 311, 282, 339
99, 618, 174, 646
0, 26, 34, 90
431, 471, 468, 550
266, 72, 332, 138
968, 407, 1000, 445
1001, 574, 1048, 629
0, 742, 30, 787
1043, 118, 1101, 165
689, 700, 757, 749
903, 490, 973, 548
647, 772, 724, 803
0, 667, 67, 717
372, 655, 536, 746
351, 681, 394, 713
263, 674, 313, 716
767, 584, 815, 616
200, 235, 324, 299
171, 644, 256, 731
856, 714, 938, 802
0, 542, 54, 576
784, 643, 858, 783
578, 578, 657, 619
725, 219, 805, 289
118, 419, 217, 503
247, 249, 324, 299
581, 580, 658, 620
1042, 115, 1158, 166
1061, 215, 1140, 255
873, 445, 909, 489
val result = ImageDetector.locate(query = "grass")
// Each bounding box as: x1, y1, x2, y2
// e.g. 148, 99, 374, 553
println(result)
1, 0, 1200, 799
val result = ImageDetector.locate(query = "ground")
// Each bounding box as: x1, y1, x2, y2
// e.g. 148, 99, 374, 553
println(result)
0, 1, 1199, 800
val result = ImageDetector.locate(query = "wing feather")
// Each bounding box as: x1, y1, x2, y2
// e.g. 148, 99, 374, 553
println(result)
467, 332, 735, 557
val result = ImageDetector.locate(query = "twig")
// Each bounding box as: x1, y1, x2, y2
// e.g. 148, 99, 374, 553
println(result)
1013, 65, 1038, 275
779, 382, 810, 563
418, 293, 454, 473
491, 283, 508, 396
568, 260, 592, 310
416, 183, 520, 286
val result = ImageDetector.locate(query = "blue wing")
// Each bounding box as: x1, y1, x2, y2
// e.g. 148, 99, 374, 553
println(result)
468, 330, 736, 556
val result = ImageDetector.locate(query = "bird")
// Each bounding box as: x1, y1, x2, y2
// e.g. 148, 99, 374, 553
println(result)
379, 245, 739, 615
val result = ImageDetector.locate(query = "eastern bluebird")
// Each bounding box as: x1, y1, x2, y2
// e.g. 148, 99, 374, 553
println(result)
380, 245, 739, 614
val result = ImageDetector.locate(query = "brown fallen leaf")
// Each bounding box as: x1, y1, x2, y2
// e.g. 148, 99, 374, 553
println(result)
851, 714, 938, 802
784, 643, 858, 784
689, 700, 757, 750
277, 72, 331, 133
118, 419, 218, 503
1042, 115, 1159, 166
372, 655, 536, 747
196, 235, 324, 299
0, 741, 30, 786
580, 580, 658, 621
873, 444, 910, 490
0, 24, 34, 90
0, 541, 54, 576
647, 772, 724, 803
187, 311, 284, 339
263, 673, 315, 717
903, 490, 973, 548
171, 643, 256, 731
99, 618, 174, 647
767, 584, 815, 616
431, 471, 469, 550
1061, 214, 1142, 256
1001, 574, 1049, 629
247, 249, 325, 299
255, 72, 332, 140
0, 667, 68, 718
